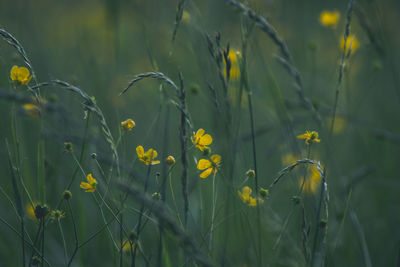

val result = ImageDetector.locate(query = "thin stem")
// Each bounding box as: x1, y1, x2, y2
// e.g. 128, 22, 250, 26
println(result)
57, 220, 68, 266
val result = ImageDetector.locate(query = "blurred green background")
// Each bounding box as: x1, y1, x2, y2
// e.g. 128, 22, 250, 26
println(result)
1, 0, 400, 266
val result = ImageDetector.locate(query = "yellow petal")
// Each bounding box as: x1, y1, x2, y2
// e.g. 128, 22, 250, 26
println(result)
195, 129, 205, 139
86, 173, 97, 185
136, 146, 144, 158
197, 159, 212, 170
199, 134, 212, 146
10, 65, 19, 81
151, 160, 160, 165
200, 168, 212, 178
80, 182, 91, 190
149, 149, 158, 159
241, 186, 252, 196
210, 154, 221, 164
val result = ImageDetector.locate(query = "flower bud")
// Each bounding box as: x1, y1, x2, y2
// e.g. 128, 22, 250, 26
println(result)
246, 169, 255, 179
62, 190, 72, 200
166, 155, 175, 166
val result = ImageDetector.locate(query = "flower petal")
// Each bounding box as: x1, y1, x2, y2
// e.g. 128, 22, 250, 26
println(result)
199, 134, 212, 146
151, 160, 160, 165
195, 129, 205, 139
210, 154, 221, 164
197, 159, 212, 170
200, 168, 212, 178
136, 145, 144, 158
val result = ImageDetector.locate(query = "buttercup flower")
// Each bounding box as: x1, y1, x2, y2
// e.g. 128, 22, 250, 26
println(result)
319, 10, 340, 27
191, 129, 212, 151
22, 103, 40, 118
80, 173, 98, 193
121, 119, 135, 131
340, 34, 360, 54
299, 165, 322, 194
122, 239, 135, 253
166, 155, 175, 166
136, 145, 160, 165
197, 154, 221, 178
223, 49, 241, 81
10, 65, 32, 86
297, 131, 321, 145
237, 186, 264, 207
26, 202, 38, 220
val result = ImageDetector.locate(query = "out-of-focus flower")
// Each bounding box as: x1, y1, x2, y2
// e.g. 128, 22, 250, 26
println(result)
237, 186, 264, 207
281, 153, 298, 166
10, 65, 32, 86
50, 209, 65, 221
328, 116, 347, 135
224, 49, 241, 81
299, 165, 322, 194
197, 154, 221, 178
26, 202, 38, 220
191, 129, 212, 152
136, 146, 160, 165
319, 10, 340, 27
166, 155, 175, 166
80, 173, 98, 193
340, 34, 360, 54
181, 10, 191, 24
121, 239, 135, 253
297, 131, 321, 145
121, 119, 135, 131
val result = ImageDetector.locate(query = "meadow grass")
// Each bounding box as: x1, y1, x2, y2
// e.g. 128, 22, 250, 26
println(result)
0, 0, 399, 266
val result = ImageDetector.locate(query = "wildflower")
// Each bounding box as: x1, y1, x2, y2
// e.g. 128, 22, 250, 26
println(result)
181, 10, 191, 24
152, 192, 161, 200
22, 103, 40, 118
80, 173, 98, 193
319, 10, 340, 27
281, 153, 298, 166
191, 129, 212, 151
299, 165, 322, 194
340, 34, 360, 54
121, 119, 135, 131
50, 209, 65, 221
328, 116, 346, 135
10, 65, 32, 86
259, 188, 269, 199
237, 186, 264, 207
62, 190, 72, 200
223, 49, 241, 81
122, 239, 135, 253
297, 131, 321, 145
166, 155, 175, 166
197, 154, 221, 178
136, 145, 160, 165
246, 169, 255, 179
26, 202, 38, 220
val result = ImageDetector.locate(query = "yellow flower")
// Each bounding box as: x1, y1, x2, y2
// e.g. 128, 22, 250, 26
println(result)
197, 154, 221, 178
26, 202, 38, 220
191, 129, 212, 151
340, 34, 360, 54
121, 239, 135, 253
327, 116, 346, 135
181, 10, 191, 24
136, 145, 160, 165
299, 165, 322, 194
22, 103, 40, 118
281, 153, 298, 166
166, 155, 175, 166
80, 173, 98, 193
223, 49, 241, 81
121, 119, 135, 131
10, 65, 32, 86
237, 186, 264, 207
319, 10, 340, 27
297, 131, 321, 145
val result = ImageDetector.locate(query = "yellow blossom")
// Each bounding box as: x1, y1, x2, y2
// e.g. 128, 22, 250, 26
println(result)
237, 186, 264, 207
319, 10, 340, 27
26, 202, 38, 220
281, 153, 298, 166
223, 49, 241, 81
166, 155, 175, 166
136, 145, 160, 165
121, 119, 135, 131
10, 65, 32, 86
297, 131, 321, 145
197, 154, 221, 178
340, 34, 360, 54
191, 129, 212, 151
80, 173, 98, 193
22, 103, 41, 118
299, 165, 322, 194
181, 10, 191, 24
121, 239, 135, 253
